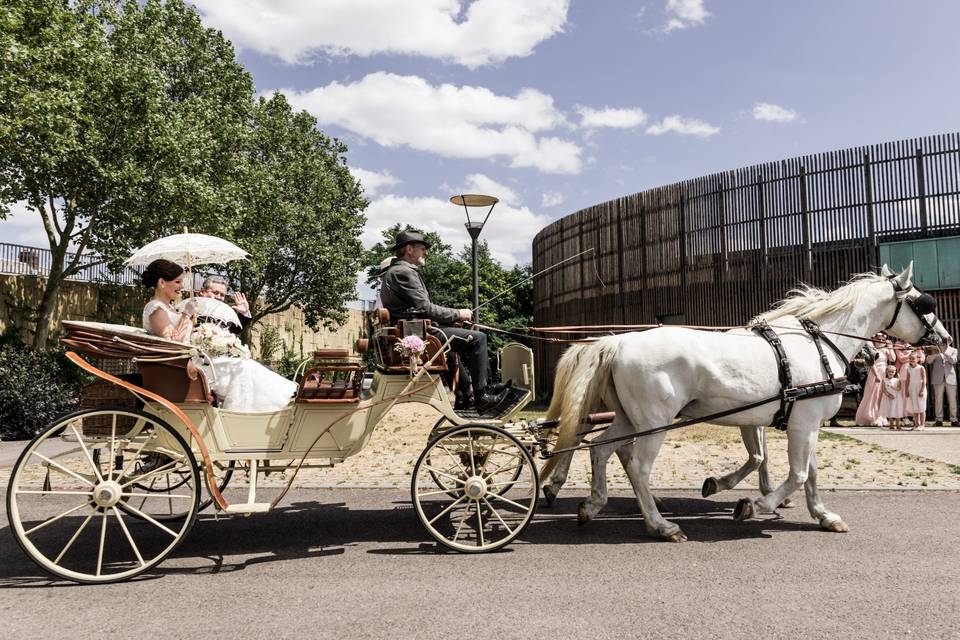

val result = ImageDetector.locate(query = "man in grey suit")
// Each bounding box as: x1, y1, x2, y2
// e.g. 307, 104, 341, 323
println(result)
925, 344, 958, 427
380, 230, 509, 414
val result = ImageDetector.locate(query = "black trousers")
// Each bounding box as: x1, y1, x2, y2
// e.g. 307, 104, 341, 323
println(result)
436, 325, 490, 393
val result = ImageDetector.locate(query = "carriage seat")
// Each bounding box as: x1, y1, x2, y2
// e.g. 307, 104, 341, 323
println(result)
60, 320, 215, 405
297, 349, 363, 403
138, 358, 215, 404
371, 310, 448, 373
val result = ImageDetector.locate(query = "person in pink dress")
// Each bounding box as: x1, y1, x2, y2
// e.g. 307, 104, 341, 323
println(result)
855, 333, 896, 426
878, 365, 904, 429
893, 340, 913, 426
903, 351, 928, 430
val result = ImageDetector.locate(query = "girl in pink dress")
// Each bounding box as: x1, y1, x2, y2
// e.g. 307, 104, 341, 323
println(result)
903, 352, 928, 430
878, 365, 904, 429
855, 333, 896, 426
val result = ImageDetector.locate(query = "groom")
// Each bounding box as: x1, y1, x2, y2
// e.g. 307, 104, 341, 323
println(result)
379, 230, 509, 414
197, 275, 252, 335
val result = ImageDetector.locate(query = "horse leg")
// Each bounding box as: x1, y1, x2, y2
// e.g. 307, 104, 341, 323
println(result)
615, 433, 685, 541
756, 427, 794, 508
734, 425, 816, 521
702, 426, 764, 497
577, 418, 634, 524
542, 449, 576, 507
803, 449, 849, 532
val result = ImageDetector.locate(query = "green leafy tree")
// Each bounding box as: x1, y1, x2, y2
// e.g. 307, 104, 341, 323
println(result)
0, 0, 253, 348
226, 93, 367, 343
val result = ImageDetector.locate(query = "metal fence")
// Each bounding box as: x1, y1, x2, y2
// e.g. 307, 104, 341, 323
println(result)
0, 242, 143, 284
532, 132, 960, 394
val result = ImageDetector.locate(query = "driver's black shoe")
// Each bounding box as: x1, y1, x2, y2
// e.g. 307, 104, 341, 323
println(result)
490, 379, 513, 394
454, 396, 473, 411
475, 388, 510, 415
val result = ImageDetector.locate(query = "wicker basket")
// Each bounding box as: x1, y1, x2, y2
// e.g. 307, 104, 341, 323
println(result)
80, 378, 141, 436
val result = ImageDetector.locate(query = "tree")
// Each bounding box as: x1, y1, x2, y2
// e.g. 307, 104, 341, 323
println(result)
0, 0, 253, 348
226, 93, 367, 343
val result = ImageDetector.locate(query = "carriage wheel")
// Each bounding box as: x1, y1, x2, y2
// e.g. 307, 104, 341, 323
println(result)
6, 408, 200, 584
425, 418, 523, 498
412, 424, 539, 553
121, 459, 235, 521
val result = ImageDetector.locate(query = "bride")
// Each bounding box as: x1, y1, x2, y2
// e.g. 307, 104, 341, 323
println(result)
141, 259, 297, 412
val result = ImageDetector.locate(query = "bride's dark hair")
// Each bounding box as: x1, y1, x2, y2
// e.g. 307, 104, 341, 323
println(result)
142, 259, 184, 288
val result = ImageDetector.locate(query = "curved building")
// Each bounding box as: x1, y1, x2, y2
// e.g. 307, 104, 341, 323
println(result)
532, 133, 960, 393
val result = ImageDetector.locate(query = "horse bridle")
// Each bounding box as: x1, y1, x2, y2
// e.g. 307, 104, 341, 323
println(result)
883, 276, 942, 345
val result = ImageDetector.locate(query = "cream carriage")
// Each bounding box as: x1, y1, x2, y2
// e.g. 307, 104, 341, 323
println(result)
6, 313, 550, 583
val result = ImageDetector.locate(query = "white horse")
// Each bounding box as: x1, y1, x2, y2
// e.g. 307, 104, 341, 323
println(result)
541, 346, 786, 509
541, 264, 950, 541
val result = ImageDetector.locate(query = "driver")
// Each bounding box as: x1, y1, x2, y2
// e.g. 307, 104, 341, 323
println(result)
379, 230, 509, 414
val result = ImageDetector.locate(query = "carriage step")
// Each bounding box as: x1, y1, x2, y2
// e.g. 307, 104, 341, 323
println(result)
224, 502, 272, 514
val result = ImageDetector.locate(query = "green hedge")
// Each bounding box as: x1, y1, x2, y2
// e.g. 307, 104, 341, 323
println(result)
0, 340, 85, 440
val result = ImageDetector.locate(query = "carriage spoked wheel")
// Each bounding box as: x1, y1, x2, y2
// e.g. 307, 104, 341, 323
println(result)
425, 418, 524, 498
6, 408, 199, 584
412, 424, 539, 553
122, 458, 235, 521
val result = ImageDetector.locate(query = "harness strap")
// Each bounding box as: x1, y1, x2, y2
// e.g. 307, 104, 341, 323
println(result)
752, 321, 794, 431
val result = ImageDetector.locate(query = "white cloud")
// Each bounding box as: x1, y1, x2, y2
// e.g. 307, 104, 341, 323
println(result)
461, 173, 520, 206
645, 115, 720, 137
752, 102, 799, 123
362, 176, 552, 266
351, 167, 401, 196
280, 73, 582, 174
664, 0, 710, 32
192, 0, 570, 69
541, 191, 565, 208
576, 105, 648, 129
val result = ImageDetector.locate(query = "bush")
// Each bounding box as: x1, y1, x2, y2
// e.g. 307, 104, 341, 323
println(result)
0, 342, 84, 440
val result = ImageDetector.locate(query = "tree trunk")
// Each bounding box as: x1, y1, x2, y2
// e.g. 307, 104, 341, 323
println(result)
32, 268, 65, 350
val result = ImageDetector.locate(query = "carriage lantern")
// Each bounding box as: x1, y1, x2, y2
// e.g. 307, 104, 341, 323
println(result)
450, 194, 498, 323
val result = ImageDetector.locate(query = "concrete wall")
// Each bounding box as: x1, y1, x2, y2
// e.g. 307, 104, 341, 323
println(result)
0, 274, 368, 357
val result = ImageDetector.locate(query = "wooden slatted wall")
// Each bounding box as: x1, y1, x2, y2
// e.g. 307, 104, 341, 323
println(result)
532, 133, 960, 395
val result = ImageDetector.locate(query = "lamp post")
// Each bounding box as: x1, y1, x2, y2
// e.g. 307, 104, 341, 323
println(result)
450, 194, 498, 322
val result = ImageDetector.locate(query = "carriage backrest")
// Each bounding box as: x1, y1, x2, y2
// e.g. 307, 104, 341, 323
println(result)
297, 349, 364, 404
137, 359, 214, 404
372, 319, 448, 373
61, 320, 214, 405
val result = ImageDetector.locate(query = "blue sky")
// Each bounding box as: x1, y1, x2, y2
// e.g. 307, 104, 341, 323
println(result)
4, 0, 960, 273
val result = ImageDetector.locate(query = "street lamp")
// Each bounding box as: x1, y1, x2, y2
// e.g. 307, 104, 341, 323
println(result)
450, 193, 498, 322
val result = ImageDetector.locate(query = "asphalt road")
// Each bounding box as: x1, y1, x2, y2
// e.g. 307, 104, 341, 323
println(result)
2, 488, 958, 640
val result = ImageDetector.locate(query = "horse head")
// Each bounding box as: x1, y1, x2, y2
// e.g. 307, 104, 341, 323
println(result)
880, 262, 952, 348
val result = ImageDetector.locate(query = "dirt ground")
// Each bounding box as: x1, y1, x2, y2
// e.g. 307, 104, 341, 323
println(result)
274, 403, 960, 490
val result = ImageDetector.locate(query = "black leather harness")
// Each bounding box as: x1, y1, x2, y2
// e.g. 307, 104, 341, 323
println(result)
751, 318, 851, 431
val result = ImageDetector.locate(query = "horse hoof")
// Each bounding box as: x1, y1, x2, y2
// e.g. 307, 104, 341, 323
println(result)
662, 529, 687, 543
542, 485, 557, 507
734, 498, 754, 521
778, 497, 795, 509
701, 477, 719, 498
821, 518, 849, 533
577, 502, 591, 526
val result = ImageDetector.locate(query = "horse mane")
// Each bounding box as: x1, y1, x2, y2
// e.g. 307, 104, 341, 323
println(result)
758, 272, 887, 323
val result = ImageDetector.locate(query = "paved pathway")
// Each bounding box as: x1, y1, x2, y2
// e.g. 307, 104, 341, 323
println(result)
824, 426, 960, 466
2, 488, 958, 639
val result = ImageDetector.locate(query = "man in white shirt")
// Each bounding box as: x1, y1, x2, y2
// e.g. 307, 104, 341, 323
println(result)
925, 345, 958, 427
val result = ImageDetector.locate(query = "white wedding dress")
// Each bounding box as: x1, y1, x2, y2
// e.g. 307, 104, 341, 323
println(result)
142, 300, 297, 412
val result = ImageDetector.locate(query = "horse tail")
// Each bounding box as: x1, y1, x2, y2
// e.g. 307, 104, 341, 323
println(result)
539, 336, 622, 483
544, 342, 588, 421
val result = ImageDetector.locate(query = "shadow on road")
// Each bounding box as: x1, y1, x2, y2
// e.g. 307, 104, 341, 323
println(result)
0, 492, 820, 586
